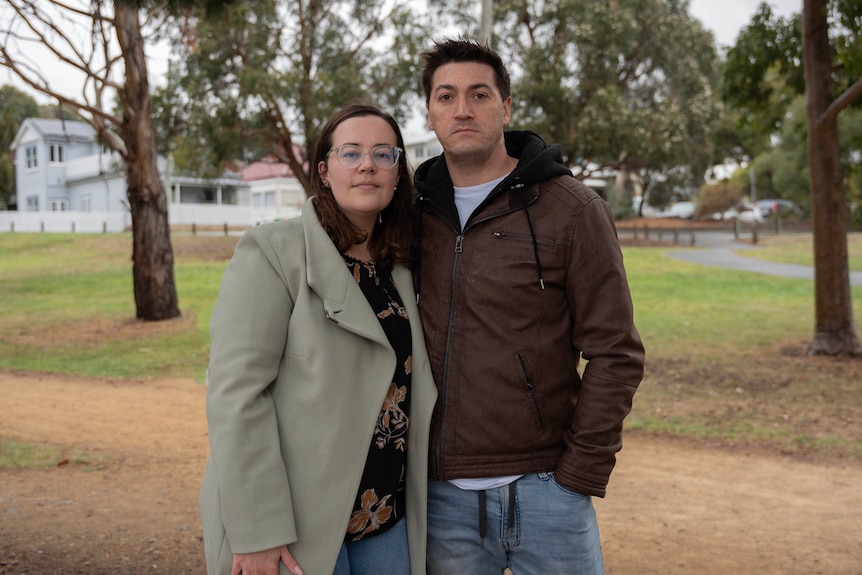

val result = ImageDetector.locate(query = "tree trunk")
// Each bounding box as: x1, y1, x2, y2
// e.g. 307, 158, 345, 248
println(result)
802, 0, 860, 356
115, 4, 180, 321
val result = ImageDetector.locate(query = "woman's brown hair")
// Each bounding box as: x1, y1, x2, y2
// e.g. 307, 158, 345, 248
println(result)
311, 101, 415, 270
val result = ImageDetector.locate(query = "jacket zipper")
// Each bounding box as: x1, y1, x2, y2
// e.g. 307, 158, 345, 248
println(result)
517, 354, 543, 429
492, 230, 555, 246
433, 231, 463, 478
424, 186, 538, 478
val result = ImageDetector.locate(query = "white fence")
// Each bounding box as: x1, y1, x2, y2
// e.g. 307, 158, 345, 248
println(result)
0, 210, 129, 233
0, 204, 303, 234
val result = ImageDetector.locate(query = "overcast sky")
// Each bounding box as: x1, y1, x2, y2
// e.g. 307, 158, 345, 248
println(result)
688, 0, 801, 48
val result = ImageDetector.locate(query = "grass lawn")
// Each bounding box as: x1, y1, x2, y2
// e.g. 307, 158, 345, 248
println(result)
1, 231, 861, 463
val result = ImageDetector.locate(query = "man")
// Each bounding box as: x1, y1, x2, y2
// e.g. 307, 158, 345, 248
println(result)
413, 38, 645, 575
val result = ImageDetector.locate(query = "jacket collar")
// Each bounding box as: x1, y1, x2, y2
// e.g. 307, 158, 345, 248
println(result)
300, 198, 391, 347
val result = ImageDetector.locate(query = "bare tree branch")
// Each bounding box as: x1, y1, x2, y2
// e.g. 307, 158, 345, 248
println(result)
818, 75, 862, 125
0, 0, 128, 149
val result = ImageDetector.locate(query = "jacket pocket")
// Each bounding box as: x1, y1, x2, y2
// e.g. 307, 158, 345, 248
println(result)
517, 353, 544, 432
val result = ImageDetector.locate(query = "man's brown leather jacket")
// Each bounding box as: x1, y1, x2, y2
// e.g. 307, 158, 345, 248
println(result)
413, 131, 645, 498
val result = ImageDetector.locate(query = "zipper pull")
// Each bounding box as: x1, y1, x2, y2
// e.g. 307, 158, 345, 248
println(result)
455, 234, 464, 253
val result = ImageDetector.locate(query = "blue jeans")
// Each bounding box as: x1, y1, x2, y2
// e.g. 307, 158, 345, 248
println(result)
427, 473, 604, 575
333, 517, 409, 575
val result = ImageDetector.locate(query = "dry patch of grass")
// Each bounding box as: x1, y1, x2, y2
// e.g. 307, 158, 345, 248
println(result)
631, 340, 862, 463
9, 314, 198, 348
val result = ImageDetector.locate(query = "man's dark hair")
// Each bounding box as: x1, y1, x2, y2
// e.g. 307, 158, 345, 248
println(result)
420, 37, 511, 104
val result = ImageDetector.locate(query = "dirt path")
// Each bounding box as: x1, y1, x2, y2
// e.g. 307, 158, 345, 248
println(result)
1, 369, 860, 574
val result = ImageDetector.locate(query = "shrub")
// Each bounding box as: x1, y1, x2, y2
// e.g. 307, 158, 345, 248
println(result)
694, 181, 746, 219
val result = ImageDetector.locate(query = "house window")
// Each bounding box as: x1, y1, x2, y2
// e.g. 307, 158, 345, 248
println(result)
26, 196, 39, 211
50, 144, 65, 164
50, 199, 69, 212
26, 145, 38, 170
81, 196, 92, 212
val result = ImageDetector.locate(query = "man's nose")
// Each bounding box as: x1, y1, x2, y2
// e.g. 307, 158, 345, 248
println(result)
454, 96, 473, 119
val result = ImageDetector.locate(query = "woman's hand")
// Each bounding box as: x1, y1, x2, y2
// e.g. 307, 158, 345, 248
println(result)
231, 545, 303, 575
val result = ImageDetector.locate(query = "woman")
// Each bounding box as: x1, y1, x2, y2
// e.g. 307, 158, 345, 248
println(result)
200, 102, 436, 575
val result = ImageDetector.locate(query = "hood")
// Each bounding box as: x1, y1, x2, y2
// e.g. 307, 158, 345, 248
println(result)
414, 130, 572, 200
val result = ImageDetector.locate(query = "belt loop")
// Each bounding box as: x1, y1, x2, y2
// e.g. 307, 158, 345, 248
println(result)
478, 489, 487, 541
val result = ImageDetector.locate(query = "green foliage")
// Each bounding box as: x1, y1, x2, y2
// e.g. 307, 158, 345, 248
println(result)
721, 1, 862, 163
728, 93, 862, 214
722, 3, 803, 148
156, 0, 432, 183
432, 0, 721, 198
0, 86, 41, 208
694, 181, 745, 218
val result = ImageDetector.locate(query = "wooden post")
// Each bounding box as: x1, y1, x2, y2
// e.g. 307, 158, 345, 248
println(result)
224, 222, 229, 236
192, 223, 197, 236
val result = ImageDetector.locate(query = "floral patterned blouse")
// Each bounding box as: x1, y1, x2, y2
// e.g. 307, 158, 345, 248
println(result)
343, 254, 412, 541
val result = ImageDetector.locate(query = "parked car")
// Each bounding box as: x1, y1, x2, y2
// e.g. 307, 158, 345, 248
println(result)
659, 201, 696, 219
755, 199, 804, 219
709, 200, 763, 223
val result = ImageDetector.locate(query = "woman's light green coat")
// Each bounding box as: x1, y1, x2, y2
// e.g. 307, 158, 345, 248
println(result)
200, 199, 437, 574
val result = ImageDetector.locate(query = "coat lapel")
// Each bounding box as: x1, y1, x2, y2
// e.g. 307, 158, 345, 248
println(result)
301, 200, 390, 348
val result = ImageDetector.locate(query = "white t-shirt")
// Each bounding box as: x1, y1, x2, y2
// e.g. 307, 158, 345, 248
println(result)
453, 174, 508, 230
451, 172, 523, 491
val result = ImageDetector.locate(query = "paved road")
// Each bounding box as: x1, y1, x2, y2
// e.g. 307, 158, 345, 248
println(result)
665, 231, 862, 286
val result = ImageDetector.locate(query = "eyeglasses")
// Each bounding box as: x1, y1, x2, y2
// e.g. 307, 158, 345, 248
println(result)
328, 144, 402, 170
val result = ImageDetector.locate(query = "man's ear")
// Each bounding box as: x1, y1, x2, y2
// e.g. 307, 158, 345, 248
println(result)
502, 96, 513, 126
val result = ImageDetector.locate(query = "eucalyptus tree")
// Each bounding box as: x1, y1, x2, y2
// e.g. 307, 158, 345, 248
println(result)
163, 0, 432, 194
722, 0, 862, 356
0, 0, 181, 320
802, 0, 862, 355
429, 0, 722, 212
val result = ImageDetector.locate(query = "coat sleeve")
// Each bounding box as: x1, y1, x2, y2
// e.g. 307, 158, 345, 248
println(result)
205, 228, 299, 553
554, 196, 645, 498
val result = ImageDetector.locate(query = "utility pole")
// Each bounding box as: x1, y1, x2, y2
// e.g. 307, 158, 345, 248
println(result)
749, 164, 756, 201
480, 0, 493, 44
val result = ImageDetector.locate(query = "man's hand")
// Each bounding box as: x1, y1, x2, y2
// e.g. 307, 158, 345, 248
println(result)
231, 545, 303, 575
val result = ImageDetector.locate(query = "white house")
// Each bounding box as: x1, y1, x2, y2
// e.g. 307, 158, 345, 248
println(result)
4, 118, 306, 232
240, 155, 305, 224
5, 120, 623, 233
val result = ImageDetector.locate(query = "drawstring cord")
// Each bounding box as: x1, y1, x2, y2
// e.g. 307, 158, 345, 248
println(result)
478, 482, 517, 543
520, 190, 545, 290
